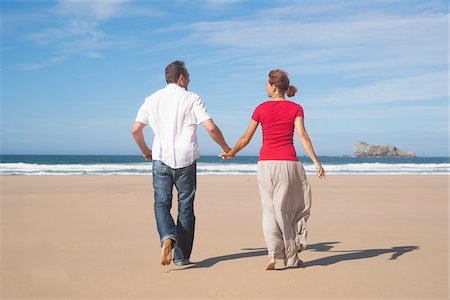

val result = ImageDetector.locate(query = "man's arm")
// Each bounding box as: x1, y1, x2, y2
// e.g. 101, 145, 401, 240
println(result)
202, 119, 230, 152
131, 122, 152, 160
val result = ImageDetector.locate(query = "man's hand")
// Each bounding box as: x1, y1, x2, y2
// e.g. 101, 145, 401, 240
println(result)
143, 150, 152, 161
131, 122, 152, 160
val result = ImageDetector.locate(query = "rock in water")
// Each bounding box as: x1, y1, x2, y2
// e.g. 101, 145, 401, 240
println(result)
353, 141, 416, 158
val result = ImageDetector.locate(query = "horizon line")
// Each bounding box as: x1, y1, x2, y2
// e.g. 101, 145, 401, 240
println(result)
1, 154, 449, 158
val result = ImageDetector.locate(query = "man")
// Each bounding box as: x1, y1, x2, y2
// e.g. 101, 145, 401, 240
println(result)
131, 61, 230, 266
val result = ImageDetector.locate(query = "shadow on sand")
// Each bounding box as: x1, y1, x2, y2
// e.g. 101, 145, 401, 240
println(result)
177, 242, 418, 270
301, 243, 418, 268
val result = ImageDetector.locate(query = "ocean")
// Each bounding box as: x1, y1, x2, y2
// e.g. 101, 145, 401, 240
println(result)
0, 155, 449, 175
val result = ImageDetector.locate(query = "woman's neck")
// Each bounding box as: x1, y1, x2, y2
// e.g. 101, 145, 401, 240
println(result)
270, 94, 286, 101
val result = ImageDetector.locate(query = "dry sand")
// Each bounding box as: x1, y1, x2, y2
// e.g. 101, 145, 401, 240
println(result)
1, 175, 448, 299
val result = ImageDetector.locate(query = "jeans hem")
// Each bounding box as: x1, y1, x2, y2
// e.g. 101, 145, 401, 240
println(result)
173, 258, 191, 264
160, 235, 177, 247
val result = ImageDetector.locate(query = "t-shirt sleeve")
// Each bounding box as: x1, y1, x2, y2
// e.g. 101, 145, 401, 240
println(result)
296, 105, 304, 118
193, 95, 211, 124
251, 105, 261, 122
135, 100, 149, 125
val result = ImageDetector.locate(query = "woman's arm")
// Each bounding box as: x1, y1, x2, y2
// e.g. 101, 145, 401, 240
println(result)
294, 116, 325, 179
221, 119, 259, 159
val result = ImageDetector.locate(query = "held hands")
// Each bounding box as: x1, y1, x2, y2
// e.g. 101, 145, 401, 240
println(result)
220, 151, 234, 160
220, 147, 235, 160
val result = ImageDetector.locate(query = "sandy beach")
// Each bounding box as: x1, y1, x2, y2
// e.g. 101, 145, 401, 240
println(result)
1, 175, 448, 299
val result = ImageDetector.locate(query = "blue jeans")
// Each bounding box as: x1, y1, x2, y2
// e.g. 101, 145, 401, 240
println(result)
152, 160, 196, 263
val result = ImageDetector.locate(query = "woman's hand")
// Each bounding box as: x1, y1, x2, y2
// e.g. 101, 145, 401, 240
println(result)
315, 163, 325, 179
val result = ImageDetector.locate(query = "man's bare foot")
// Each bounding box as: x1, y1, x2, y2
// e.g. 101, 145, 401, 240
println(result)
160, 239, 172, 266
265, 257, 276, 270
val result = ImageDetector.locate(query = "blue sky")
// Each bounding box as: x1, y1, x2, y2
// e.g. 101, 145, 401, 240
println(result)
1, 0, 448, 156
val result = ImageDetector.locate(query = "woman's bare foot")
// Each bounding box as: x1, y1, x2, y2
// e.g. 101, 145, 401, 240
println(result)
265, 257, 276, 270
160, 239, 173, 266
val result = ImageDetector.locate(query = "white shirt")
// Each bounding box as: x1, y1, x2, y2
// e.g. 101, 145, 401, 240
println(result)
135, 84, 211, 169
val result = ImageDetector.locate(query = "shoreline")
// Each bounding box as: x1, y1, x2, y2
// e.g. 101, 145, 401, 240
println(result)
1, 175, 448, 298
1, 156, 448, 176
1, 173, 449, 176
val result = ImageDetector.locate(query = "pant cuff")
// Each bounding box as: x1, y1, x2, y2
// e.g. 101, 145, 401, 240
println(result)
160, 235, 177, 248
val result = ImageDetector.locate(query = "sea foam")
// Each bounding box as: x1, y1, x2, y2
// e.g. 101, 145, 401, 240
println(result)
1, 162, 449, 175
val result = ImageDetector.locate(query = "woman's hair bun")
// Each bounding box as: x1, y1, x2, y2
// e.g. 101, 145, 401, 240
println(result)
286, 85, 297, 97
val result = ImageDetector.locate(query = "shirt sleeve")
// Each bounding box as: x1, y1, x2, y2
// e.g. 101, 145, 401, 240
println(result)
135, 100, 149, 125
251, 105, 261, 122
193, 95, 211, 124
296, 105, 304, 118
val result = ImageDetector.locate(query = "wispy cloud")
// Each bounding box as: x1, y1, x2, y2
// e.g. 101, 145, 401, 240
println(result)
204, 0, 241, 8
178, 2, 447, 104
187, 11, 446, 63
29, 0, 131, 45
54, 0, 132, 20
14, 55, 69, 71
13, 0, 160, 70
309, 71, 448, 105
306, 102, 448, 120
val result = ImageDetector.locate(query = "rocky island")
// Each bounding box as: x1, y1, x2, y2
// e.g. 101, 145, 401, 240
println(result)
353, 141, 416, 158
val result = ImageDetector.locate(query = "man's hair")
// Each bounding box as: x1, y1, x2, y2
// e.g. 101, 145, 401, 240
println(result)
165, 60, 188, 83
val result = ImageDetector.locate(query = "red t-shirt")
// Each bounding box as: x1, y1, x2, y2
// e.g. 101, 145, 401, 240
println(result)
252, 100, 304, 161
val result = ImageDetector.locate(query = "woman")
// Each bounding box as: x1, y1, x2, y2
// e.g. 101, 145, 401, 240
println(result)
221, 69, 325, 270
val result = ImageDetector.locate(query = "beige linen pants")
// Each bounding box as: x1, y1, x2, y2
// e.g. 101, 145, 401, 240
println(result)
257, 160, 311, 267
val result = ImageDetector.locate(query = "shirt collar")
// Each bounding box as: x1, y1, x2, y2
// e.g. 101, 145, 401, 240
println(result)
166, 83, 186, 91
